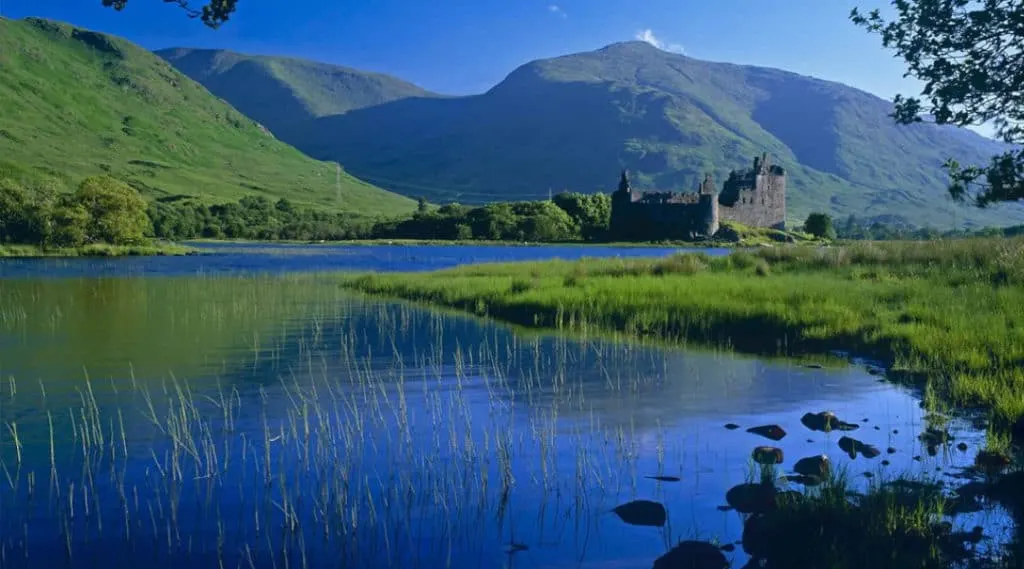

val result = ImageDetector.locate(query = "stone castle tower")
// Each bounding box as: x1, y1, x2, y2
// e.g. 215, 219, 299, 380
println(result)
609, 153, 785, 241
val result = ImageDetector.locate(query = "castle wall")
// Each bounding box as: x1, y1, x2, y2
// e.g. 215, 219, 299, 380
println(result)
719, 171, 786, 229
610, 195, 715, 240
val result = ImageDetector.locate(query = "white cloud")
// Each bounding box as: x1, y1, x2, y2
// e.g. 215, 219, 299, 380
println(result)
548, 4, 567, 18
635, 28, 685, 54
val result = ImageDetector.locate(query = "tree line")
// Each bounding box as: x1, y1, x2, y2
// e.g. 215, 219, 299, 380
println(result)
1, 176, 615, 247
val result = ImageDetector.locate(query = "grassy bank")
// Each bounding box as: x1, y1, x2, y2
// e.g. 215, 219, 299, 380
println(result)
345, 237, 1024, 429
0, 242, 197, 258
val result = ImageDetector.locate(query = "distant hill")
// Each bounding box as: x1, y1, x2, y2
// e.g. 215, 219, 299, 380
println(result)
244, 40, 1018, 229
0, 18, 415, 215
156, 47, 440, 141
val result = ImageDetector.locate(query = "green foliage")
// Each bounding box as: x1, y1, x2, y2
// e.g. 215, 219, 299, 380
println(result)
347, 237, 1024, 429
552, 192, 611, 240
254, 41, 1024, 229
851, 1, 1024, 207
803, 213, 836, 239
75, 176, 153, 245
0, 18, 414, 216
103, 0, 238, 28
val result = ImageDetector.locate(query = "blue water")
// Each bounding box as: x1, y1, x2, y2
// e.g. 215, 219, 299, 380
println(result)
0, 244, 1008, 568
0, 242, 724, 279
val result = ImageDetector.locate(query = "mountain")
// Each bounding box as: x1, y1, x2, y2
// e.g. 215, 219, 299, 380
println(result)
254, 40, 1017, 228
156, 47, 440, 141
0, 18, 415, 215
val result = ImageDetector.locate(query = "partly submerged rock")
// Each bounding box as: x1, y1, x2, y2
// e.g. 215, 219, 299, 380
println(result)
838, 436, 881, 459
612, 500, 667, 527
752, 446, 784, 465
725, 483, 777, 515
653, 540, 730, 569
724, 423, 741, 430
800, 411, 860, 432
793, 455, 831, 477
919, 427, 953, 447
747, 424, 787, 441
645, 475, 682, 482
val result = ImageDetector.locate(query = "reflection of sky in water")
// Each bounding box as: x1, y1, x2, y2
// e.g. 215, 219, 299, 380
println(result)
0, 267, 1014, 568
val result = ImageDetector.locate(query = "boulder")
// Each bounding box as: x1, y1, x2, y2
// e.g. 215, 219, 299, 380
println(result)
726, 483, 778, 515
653, 540, 730, 569
975, 449, 1011, 474
747, 424, 787, 441
752, 446, 784, 465
800, 411, 859, 432
838, 436, 881, 459
793, 455, 831, 477
612, 500, 667, 527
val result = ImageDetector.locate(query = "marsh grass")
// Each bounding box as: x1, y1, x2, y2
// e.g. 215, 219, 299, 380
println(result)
0, 242, 196, 258
345, 237, 1024, 430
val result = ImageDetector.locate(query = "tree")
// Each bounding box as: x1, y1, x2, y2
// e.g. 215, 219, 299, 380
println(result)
851, 2, 1024, 207
804, 213, 836, 239
74, 176, 152, 245
102, 0, 238, 28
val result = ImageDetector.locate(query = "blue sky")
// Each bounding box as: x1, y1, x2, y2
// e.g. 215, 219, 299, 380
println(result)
3, 0, 918, 99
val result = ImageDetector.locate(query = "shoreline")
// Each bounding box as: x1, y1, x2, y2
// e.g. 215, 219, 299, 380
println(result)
341, 237, 1024, 434
0, 242, 199, 259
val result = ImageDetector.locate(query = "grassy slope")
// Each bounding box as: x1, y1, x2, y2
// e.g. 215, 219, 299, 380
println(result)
156, 47, 439, 141
291, 41, 1023, 228
0, 17, 415, 215
345, 238, 1024, 427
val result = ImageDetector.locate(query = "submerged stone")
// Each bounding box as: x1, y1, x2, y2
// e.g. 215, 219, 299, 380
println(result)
653, 540, 729, 569
838, 436, 881, 459
726, 483, 777, 514
752, 446, 784, 465
793, 455, 830, 477
800, 411, 859, 432
612, 500, 667, 527
747, 424, 787, 441
645, 475, 682, 482
724, 423, 741, 430
957, 442, 969, 452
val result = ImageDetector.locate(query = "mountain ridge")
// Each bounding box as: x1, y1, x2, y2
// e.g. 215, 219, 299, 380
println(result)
156, 47, 441, 139
269, 40, 1021, 228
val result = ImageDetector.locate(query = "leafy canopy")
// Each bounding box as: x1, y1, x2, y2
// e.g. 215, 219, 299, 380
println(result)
804, 213, 836, 240
102, 0, 238, 27
851, 1, 1024, 207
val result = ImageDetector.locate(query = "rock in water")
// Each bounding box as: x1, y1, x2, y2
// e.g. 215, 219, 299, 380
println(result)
725, 483, 777, 515
793, 455, 830, 477
724, 423, 741, 430
800, 411, 859, 432
645, 475, 682, 482
612, 500, 667, 527
752, 446, 784, 465
746, 424, 787, 441
838, 436, 881, 459
653, 540, 730, 569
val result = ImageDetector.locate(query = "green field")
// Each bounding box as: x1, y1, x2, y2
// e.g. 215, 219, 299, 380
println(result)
345, 238, 1024, 429
0, 17, 415, 216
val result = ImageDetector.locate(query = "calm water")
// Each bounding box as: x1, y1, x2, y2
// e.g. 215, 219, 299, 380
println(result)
0, 245, 1009, 568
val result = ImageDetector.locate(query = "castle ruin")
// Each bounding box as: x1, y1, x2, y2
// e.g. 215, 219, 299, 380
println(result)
609, 153, 786, 240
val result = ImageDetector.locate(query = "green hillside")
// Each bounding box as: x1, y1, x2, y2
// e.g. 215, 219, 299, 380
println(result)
0, 17, 415, 215
156, 47, 439, 141
279, 41, 1021, 229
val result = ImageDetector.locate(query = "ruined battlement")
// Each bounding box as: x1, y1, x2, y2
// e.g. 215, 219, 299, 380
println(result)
609, 153, 786, 240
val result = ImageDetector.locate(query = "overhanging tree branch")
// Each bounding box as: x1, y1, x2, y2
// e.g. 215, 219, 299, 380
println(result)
101, 0, 238, 28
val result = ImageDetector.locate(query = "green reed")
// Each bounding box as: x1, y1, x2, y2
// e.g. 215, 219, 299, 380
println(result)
345, 237, 1024, 432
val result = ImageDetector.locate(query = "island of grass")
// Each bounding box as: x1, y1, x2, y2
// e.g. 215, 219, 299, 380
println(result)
345, 237, 1024, 433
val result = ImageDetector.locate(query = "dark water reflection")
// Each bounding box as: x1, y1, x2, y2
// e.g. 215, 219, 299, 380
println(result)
0, 247, 1012, 568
